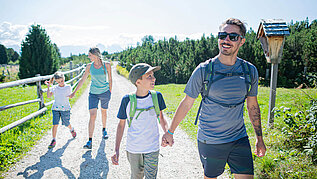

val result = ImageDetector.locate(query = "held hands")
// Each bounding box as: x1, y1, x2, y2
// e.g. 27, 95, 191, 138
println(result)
111, 151, 119, 165
161, 132, 174, 147
254, 138, 266, 157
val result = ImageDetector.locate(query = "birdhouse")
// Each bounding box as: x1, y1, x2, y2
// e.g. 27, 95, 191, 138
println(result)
257, 19, 290, 63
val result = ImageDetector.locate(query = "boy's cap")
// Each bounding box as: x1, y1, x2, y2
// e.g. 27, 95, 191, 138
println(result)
129, 63, 161, 85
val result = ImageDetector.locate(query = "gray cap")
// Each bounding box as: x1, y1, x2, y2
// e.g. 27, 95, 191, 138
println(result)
129, 63, 161, 85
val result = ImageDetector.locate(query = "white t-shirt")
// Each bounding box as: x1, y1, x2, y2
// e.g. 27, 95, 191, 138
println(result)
51, 84, 72, 111
117, 92, 166, 154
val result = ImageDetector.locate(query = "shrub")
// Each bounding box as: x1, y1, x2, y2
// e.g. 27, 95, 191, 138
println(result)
275, 99, 317, 163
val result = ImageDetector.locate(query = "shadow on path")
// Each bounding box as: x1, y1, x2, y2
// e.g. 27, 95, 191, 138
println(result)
17, 138, 76, 179
79, 139, 109, 179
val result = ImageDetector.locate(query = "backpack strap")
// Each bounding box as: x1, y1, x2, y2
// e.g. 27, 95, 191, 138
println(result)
128, 91, 161, 127
150, 90, 161, 123
128, 93, 137, 127
195, 59, 214, 125
241, 60, 252, 95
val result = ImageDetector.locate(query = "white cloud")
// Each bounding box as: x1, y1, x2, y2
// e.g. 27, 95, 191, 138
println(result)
0, 22, 28, 46
0, 22, 208, 55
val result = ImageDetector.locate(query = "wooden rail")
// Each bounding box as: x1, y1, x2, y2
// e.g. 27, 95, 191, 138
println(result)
0, 63, 86, 134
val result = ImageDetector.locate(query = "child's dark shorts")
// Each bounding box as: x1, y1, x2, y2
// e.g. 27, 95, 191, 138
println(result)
52, 110, 71, 126
198, 136, 254, 178
88, 90, 111, 110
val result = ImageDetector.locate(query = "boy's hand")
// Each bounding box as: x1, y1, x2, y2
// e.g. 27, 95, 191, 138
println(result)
44, 80, 50, 87
161, 132, 174, 147
111, 152, 119, 165
161, 137, 168, 147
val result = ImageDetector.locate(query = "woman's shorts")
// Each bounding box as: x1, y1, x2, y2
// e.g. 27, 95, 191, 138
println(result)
198, 136, 254, 178
88, 90, 111, 110
52, 110, 71, 126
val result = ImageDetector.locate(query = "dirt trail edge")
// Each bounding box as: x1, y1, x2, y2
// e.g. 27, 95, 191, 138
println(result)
4, 62, 228, 179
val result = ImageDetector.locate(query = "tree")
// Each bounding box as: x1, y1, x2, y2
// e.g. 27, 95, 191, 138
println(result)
142, 35, 155, 45
102, 51, 109, 56
19, 25, 59, 79
0, 44, 8, 64
6, 48, 20, 63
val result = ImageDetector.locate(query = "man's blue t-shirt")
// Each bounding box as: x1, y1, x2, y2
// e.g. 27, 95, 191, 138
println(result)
184, 57, 259, 144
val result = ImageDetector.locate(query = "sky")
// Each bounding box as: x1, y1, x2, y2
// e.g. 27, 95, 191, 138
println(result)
0, 0, 316, 57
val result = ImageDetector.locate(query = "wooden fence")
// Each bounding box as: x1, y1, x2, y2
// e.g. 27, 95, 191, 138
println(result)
0, 63, 86, 134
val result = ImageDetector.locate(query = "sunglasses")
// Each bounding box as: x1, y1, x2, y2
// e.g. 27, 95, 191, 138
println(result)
218, 32, 244, 42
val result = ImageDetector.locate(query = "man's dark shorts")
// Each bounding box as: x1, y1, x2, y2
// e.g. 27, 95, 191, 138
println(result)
88, 90, 111, 110
198, 136, 254, 178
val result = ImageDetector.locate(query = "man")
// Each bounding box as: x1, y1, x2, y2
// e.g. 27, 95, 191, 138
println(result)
162, 18, 266, 179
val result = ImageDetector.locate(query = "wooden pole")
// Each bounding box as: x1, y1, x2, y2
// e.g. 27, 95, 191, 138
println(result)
35, 74, 45, 109
268, 63, 278, 128
70, 61, 73, 86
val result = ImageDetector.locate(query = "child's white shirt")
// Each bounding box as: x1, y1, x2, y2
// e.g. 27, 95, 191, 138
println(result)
51, 84, 72, 111
126, 94, 160, 153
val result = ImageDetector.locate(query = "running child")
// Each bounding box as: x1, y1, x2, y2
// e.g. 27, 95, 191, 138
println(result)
45, 72, 77, 149
111, 63, 168, 179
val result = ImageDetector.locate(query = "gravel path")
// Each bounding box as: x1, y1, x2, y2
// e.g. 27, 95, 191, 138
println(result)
4, 63, 229, 179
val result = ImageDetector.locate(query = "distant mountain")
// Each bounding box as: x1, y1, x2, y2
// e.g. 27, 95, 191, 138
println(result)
107, 44, 123, 53
59, 45, 90, 57
60, 44, 123, 57
3, 44, 123, 58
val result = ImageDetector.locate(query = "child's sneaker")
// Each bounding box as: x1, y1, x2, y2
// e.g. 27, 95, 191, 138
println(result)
71, 130, 77, 138
48, 139, 56, 149
83, 141, 92, 149
103, 130, 109, 139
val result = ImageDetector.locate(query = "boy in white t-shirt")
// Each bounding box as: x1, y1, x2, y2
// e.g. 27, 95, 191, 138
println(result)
45, 72, 77, 149
111, 63, 169, 179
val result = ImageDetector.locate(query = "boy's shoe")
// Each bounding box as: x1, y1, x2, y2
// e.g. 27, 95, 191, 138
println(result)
83, 141, 92, 149
103, 130, 109, 139
48, 140, 56, 149
71, 130, 77, 138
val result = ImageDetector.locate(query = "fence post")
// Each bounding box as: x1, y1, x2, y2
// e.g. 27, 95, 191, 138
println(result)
36, 74, 45, 109
70, 61, 73, 86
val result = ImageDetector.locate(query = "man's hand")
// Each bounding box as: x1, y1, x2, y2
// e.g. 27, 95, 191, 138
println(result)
111, 152, 119, 165
161, 132, 174, 147
254, 138, 266, 157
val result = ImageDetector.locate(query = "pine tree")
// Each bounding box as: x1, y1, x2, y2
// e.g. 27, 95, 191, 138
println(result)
0, 44, 8, 64
19, 25, 59, 79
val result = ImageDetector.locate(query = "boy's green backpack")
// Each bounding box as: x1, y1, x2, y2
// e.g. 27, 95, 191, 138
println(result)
128, 90, 160, 127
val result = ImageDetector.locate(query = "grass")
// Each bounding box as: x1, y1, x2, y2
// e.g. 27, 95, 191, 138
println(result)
0, 77, 90, 175
154, 84, 317, 178
116, 64, 129, 79
0, 65, 19, 82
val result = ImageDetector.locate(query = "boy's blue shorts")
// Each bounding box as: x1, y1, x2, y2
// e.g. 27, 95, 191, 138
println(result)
88, 90, 111, 110
198, 136, 254, 178
52, 110, 71, 126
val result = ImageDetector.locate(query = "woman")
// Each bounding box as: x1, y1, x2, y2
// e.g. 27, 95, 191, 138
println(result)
69, 47, 112, 149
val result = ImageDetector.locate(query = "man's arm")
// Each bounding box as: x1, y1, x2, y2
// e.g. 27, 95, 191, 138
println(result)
161, 95, 196, 146
246, 96, 266, 157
